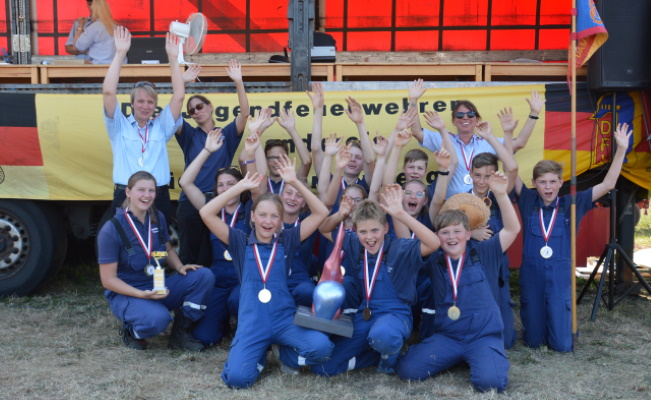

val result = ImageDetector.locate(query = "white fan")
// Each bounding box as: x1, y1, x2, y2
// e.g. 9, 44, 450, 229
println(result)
169, 13, 208, 64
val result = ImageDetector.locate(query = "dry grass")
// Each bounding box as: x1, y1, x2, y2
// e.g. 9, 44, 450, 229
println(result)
636, 211, 651, 250
2, 270, 651, 400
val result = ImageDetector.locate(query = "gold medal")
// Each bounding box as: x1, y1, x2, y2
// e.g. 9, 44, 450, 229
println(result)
258, 288, 272, 303
363, 307, 372, 321
447, 305, 461, 320
224, 250, 232, 261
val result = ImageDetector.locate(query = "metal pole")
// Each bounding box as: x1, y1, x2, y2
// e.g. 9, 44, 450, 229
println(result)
288, 0, 314, 92
570, 0, 578, 349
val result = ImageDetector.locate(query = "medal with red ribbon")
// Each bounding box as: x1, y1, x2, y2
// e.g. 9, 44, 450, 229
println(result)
362, 246, 384, 321
445, 253, 465, 320
539, 198, 559, 259
458, 140, 475, 185
123, 207, 154, 275
253, 242, 278, 303
137, 124, 149, 167
267, 178, 284, 194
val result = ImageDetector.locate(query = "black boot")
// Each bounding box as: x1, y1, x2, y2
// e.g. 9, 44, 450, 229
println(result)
168, 311, 205, 352
119, 325, 147, 350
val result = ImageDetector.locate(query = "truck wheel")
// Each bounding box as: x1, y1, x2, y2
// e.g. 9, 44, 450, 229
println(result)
0, 200, 64, 296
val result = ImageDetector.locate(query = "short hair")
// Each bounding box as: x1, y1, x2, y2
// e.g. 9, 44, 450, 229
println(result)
533, 160, 563, 180
250, 193, 284, 230
216, 167, 251, 205
451, 100, 482, 121
343, 183, 368, 199
404, 149, 429, 164
186, 95, 211, 115
121, 171, 159, 224
130, 84, 158, 105
265, 139, 289, 156
352, 199, 386, 228
346, 139, 362, 151
472, 152, 498, 170
434, 209, 470, 231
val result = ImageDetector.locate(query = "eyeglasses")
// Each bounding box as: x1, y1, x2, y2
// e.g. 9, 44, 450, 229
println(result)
189, 103, 206, 115
217, 165, 241, 174
133, 81, 157, 90
404, 190, 425, 198
454, 111, 477, 119
267, 156, 282, 162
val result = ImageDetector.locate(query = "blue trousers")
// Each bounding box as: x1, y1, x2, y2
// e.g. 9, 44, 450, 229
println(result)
192, 284, 239, 346
396, 332, 509, 393
106, 268, 214, 339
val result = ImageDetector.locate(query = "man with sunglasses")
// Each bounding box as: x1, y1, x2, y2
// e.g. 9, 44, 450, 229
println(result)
102, 26, 185, 227
174, 60, 250, 267
410, 89, 544, 198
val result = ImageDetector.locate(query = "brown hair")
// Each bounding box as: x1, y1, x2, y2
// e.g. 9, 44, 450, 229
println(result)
352, 199, 386, 228
346, 139, 362, 151
434, 209, 470, 232
403, 179, 429, 218
216, 167, 251, 205
122, 171, 159, 224
186, 95, 211, 115
472, 152, 498, 170
250, 193, 284, 231
404, 149, 428, 164
532, 160, 563, 180
343, 183, 368, 199
265, 139, 289, 156
451, 100, 482, 121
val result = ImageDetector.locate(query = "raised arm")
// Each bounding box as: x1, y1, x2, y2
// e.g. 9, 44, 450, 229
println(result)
408, 79, 427, 143
103, 26, 130, 118
424, 110, 454, 155
512, 90, 545, 153
165, 33, 185, 121
475, 120, 518, 194
345, 97, 376, 183
382, 128, 412, 188
178, 129, 224, 210
386, 106, 417, 158
317, 134, 343, 201
368, 132, 389, 202
308, 82, 326, 176
322, 144, 351, 208
225, 59, 249, 134
200, 172, 263, 244
497, 107, 516, 155
276, 108, 312, 180
239, 130, 265, 202
429, 148, 456, 223
319, 195, 353, 242
241, 108, 274, 179
277, 154, 328, 241
491, 172, 521, 252
381, 184, 440, 256
591, 123, 632, 201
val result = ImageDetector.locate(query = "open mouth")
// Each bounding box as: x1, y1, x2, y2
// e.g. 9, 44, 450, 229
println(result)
407, 200, 418, 212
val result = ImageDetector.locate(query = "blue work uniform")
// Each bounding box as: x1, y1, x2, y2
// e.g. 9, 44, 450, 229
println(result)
517, 186, 594, 352
312, 228, 426, 376
221, 226, 333, 389
176, 119, 242, 266
97, 208, 214, 340
192, 201, 251, 346
284, 214, 319, 307
397, 238, 509, 393
330, 175, 368, 213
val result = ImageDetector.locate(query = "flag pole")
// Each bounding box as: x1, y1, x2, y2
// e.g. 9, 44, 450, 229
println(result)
570, 0, 578, 350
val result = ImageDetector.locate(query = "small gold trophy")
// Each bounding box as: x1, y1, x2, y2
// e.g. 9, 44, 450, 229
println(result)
151, 251, 168, 295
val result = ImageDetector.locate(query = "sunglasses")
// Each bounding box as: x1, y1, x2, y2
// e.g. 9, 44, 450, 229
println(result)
189, 103, 207, 115
404, 190, 425, 198
454, 111, 477, 119
217, 165, 241, 174
133, 81, 157, 89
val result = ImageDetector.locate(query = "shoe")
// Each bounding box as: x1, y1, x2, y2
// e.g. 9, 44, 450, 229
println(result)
168, 312, 205, 352
377, 353, 398, 374
271, 344, 299, 375
119, 326, 147, 350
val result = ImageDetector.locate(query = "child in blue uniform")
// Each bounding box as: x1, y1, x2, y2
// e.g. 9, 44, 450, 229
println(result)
312, 185, 440, 376
396, 171, 520, 393
200, 155, 332, 389
97, 171, 214, 351
514, 123, 632, 352
178, 129, 252, 346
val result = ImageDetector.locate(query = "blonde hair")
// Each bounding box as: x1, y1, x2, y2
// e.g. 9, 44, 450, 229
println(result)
90, 0, 117, 36
533, 160, 563, 180
352, 199, 386, 228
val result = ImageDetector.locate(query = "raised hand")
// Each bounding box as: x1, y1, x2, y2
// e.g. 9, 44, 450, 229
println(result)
183, 64, 202, 84
225, 59, 243, 83
396, 106, 418, 131
424, 110, 447, 132
380, 184, 404, 216
238, 172, 264, 191
344, 97, 364, 125
336, 145, 352, 170
526, 90, 545, 115
248, 108, 273, 135
338, 194, 354, 218
276, 108, 296, 131
205, 128, 224, 153
613, 122, 632, 151
408, 78, 426, 101
307, 82, 325, 110
372, 132, 388, 157
244, 130, 261, 154
470, 226, 493, 242
475, 120, 494, 139
165, 32, 180, 59
488, 171, 508, 195
434, 148, 452, 170
394, 128, 413, 148
497, 107, 519, 133
324, 133, 343, 156
114, 26, 131, 53
277, 154, 298, 184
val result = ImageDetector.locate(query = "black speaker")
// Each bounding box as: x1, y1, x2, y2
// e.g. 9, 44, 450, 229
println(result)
588, 0, 651, 90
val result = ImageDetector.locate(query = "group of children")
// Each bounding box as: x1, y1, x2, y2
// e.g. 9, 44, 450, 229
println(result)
96, 28, 633, 392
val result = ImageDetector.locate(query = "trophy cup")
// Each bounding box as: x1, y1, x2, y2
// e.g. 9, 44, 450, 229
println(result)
294, 223, 354, 337
151, 251, 168, 295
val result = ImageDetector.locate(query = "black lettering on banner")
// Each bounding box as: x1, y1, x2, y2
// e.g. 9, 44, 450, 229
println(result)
433, 101, 447, 112
121, 103, 163, 118
385, 103, 399, 115
426, 171, 438, 184
396, 173, 406, 185
331, 103, 345, 116
362, 103, 382, 115
169, 172, 175, 189
296, 104, 310, 117
214, 106, 229, 122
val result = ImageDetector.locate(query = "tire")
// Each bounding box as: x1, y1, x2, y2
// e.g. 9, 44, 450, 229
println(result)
0, 200, 66, 296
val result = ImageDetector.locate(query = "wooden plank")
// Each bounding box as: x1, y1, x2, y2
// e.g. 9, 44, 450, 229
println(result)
0, 65, 40, 83
336, 63, 482, 81
484, 62, 588, 80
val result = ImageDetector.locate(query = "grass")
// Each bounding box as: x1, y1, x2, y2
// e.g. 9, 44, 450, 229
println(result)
636, 210, 651, 250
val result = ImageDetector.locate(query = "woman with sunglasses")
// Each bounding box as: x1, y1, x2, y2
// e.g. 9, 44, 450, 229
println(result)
410, 87, 544, 198
178, 129, 253, 346
175, 60, 250, 268
102, 26, 184, 227
65, 0, 118, 64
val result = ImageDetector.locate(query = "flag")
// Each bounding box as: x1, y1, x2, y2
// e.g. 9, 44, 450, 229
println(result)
568, 0, 608, 85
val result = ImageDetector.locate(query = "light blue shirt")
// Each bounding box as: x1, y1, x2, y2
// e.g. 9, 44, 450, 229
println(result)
104, 104, 182, 186
65, 17, 93, 61
73, 20, 117, 64
420, 128, 503, 198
